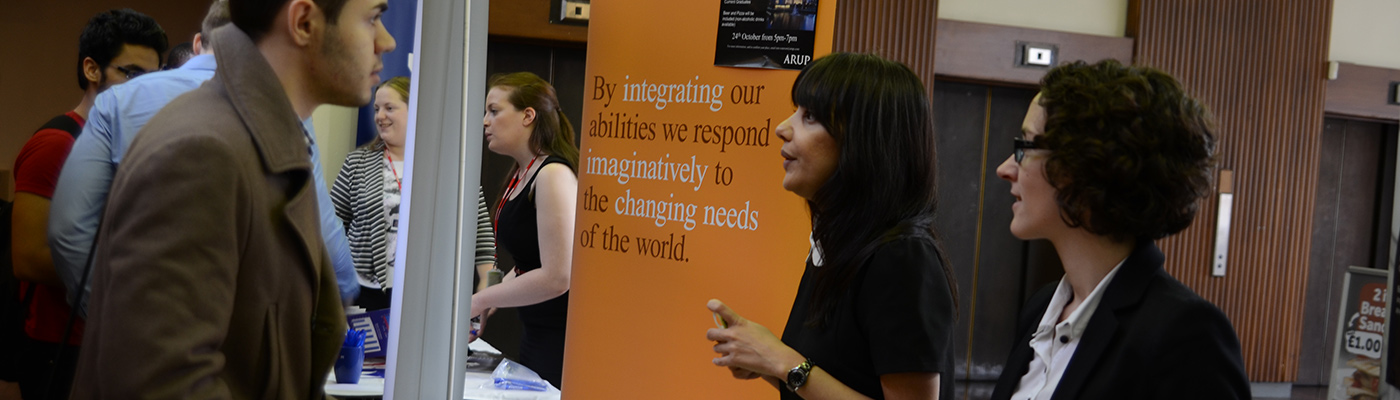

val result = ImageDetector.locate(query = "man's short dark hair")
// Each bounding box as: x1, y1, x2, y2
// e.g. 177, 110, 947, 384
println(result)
165, 43, 195, 70
229, 0, 349, 43
200, 0, 232, 49
76, 9, 169, 90
1037, 60, 1217, 242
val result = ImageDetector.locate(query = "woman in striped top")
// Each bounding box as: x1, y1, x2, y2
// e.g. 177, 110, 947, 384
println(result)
331, 76, 496, 310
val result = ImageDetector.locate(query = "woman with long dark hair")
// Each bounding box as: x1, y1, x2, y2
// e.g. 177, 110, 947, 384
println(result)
470, 72, 579, 388
706, 53, 958, 400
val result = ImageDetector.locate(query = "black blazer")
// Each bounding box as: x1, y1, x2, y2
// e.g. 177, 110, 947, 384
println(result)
990, 241, 1251, 400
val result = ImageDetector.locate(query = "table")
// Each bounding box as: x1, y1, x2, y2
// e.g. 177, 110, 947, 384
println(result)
324, 340, 561, 399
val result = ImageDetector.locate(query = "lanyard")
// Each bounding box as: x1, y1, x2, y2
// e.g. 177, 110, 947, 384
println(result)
494, 156, 539, 231
385, 151, 402, 191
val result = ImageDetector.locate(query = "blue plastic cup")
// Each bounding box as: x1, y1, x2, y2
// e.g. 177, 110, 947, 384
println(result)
334, 344, 365, 384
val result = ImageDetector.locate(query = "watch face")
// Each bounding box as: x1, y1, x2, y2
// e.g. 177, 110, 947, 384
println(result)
787, 368, 807, 389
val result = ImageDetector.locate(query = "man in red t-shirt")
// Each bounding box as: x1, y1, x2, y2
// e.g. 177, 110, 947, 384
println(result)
8, 9, 166, 400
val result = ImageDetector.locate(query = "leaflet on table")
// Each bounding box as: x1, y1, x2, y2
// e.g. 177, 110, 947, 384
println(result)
347, 308, 390, 358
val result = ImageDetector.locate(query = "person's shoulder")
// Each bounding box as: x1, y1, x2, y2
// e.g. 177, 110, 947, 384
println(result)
861, 235, 946, 284
105, 69, 211, 104
26, 126, 78, 147
536, 159, 578, 184
139, 86, 237, 139
19, 118, 79, 163
346, 147, 379, 159
1132, 270, 1238, 336
870, 235, 940, 264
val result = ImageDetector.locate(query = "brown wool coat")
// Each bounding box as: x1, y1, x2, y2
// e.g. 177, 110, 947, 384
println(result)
70, 25, 345, 399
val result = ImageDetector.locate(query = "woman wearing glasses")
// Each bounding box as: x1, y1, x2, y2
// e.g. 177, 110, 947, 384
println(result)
705, 53, 958, 400
990, 60, 1250, 399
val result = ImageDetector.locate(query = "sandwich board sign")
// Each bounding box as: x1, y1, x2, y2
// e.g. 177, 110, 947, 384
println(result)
1332, 266, 1389, 400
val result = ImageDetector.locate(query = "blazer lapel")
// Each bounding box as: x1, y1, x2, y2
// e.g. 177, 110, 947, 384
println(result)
1051, 241, 1163, 400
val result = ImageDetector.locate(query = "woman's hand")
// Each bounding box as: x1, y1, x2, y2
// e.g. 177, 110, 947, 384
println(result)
468, 313, 489, 342
705, 299, 807, 380
469, 293, 489, 321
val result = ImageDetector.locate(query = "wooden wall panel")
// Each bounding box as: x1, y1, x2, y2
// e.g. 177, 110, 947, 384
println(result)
832, 0, 938, 92
1129, 0, 1333, 382
934, 19, 1134, 87
489, 0, 587, 44
1326, 62, 1400, 122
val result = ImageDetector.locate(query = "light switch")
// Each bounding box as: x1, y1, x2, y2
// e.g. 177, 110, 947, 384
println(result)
563, 1, 590, 20
1025, 47, 1053, 66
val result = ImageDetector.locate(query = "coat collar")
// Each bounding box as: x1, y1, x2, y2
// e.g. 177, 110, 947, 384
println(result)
210, 25, 312, 176
1051, 239, 1164, 399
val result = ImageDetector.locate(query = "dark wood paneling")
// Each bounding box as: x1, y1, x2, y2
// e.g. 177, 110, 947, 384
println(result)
933, 19, 1134, 86
1326, 63, 1400, 122
1299, 118, 1395, 384
832, 0, 938, 92
932, 80, 1039, 382
490, 0, 588, 44
1129, 0, 1333, 382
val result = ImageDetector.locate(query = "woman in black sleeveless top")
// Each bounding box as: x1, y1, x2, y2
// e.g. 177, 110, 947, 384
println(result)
472, 72, 579, 388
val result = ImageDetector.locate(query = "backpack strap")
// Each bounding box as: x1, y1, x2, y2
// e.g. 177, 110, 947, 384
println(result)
35, 114, 82, 139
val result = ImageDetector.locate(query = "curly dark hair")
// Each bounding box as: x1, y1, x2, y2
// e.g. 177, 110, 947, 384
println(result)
1036, 59, 1216, 242
76, 9, 168, 90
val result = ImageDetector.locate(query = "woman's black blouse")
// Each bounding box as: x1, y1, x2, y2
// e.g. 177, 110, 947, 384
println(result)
779, 237, 956, 400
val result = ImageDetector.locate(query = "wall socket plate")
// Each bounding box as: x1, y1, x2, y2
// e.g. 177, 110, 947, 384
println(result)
1015, 41, 1057, 68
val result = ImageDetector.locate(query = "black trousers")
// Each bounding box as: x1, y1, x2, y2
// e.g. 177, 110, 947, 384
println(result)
355, 285, 393, 311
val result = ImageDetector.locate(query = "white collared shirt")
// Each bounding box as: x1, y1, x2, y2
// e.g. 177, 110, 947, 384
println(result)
1009, 258, 1127, 400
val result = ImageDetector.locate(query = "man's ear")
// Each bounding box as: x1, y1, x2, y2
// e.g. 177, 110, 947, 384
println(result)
82, 57, 102, 88
286, 0, 323, 47
522, 107, 537, 127
192, 33, 205, 55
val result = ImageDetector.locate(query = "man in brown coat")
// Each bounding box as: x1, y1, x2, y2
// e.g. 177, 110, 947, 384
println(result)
69, 0, 394, 397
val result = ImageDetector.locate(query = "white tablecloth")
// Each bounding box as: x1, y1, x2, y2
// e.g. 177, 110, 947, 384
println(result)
324, 340, 561, 399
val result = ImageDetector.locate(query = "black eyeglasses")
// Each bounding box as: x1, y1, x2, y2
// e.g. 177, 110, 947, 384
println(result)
1013, 138, 1046, 163
113, 65, 149, 80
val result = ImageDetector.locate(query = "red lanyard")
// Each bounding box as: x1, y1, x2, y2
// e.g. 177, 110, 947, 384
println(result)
494, 156, 539, 231
385, 152, 402, 191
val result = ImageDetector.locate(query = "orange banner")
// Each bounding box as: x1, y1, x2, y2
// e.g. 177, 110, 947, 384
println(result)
561, 0, 836, 398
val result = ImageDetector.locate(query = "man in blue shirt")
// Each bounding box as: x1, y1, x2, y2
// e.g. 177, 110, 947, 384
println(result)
47, 0, 360, 315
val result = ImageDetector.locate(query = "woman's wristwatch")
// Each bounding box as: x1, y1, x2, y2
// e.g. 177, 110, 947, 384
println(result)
785, 359, 814, 392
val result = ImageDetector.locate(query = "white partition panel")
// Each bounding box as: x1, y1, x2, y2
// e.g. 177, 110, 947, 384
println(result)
384, 0, 488, 398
